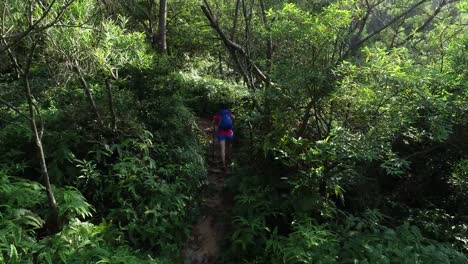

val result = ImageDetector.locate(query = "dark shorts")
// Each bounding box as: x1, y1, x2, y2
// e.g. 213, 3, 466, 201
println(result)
218, 133, 234, 141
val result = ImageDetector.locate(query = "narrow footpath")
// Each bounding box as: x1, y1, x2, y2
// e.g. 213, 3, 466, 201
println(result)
182, 118, 229, 264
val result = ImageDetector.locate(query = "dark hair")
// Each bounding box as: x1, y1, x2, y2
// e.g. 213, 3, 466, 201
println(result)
219, 102, 229, 110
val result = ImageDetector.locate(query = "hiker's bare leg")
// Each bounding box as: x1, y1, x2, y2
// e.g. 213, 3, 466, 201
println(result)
226, 140, 232, 164
220, 140, 226, 167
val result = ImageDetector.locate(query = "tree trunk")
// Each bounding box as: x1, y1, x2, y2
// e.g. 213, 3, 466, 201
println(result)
156, 0, 167, 54
296, 100, 314, 139
105, 78, 117, 131
74, 64, 104, 128
230, 0, 241, 40
201, 1, 269, 86
259, 0, 272, 80
23, 46, 59, 233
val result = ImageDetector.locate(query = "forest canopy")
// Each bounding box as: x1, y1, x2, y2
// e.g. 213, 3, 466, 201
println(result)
0, 0, 467, 263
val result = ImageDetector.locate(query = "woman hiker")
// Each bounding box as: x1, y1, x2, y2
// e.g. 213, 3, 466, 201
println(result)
212, 104, 234, 168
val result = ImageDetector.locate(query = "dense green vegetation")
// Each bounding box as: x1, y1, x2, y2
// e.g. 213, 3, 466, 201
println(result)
1, 0, 467, 263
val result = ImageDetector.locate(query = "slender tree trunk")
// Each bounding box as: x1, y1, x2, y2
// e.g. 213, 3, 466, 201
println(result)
105, 77, 117, 131
259, 0, 273, 128
297, 100, 314, 138
1, 40, 22, 79
74, 64, 104, 128
218, 51, 223, 75
156, 0, 167, 54
312, 102, 323, 139
201, 0, 270, 86
231, 0, 241, 40
259, 0, 272, 80
23, 45, 59, 233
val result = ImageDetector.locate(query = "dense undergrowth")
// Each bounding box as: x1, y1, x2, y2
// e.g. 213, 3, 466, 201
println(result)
1, 0, 467, 263
0, 56, 227, 262
0, 52, 247, 262
220, 39, 468, 263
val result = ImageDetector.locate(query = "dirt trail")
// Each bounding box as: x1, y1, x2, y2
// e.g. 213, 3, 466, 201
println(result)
182, 117, 229, 264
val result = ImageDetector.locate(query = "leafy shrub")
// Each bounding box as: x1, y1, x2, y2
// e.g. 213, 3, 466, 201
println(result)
54, 187, 93, 221
0, 173, 45, 264
240, 210, 468, 264
173, 71, 249, 115
71, 129, 205, 253
0, 171, 174, 264
335, 211, 467, 264
36, 219, 167, 264
221, 168, 282, 262
450, 159, 468, 199
408, 208, 468, 253
266, 219, 339, 264
0, 121, 32, 173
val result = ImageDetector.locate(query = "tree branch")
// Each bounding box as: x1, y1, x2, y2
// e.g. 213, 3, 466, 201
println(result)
0, 98, 32, 121
397, 0, 448, 46
0, 116, 30, 130
230, 0, 240, 40
340, 0, 429, 61
259, 0, 273, 82
73, 62, 104, 127
0, 0, 76, 52
201, 0, 270, 86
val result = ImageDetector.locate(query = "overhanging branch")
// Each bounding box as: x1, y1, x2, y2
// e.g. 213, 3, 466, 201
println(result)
200, 0, 270, 87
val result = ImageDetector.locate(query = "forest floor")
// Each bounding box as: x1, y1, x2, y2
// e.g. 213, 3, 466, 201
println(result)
182, 117, 230, 264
